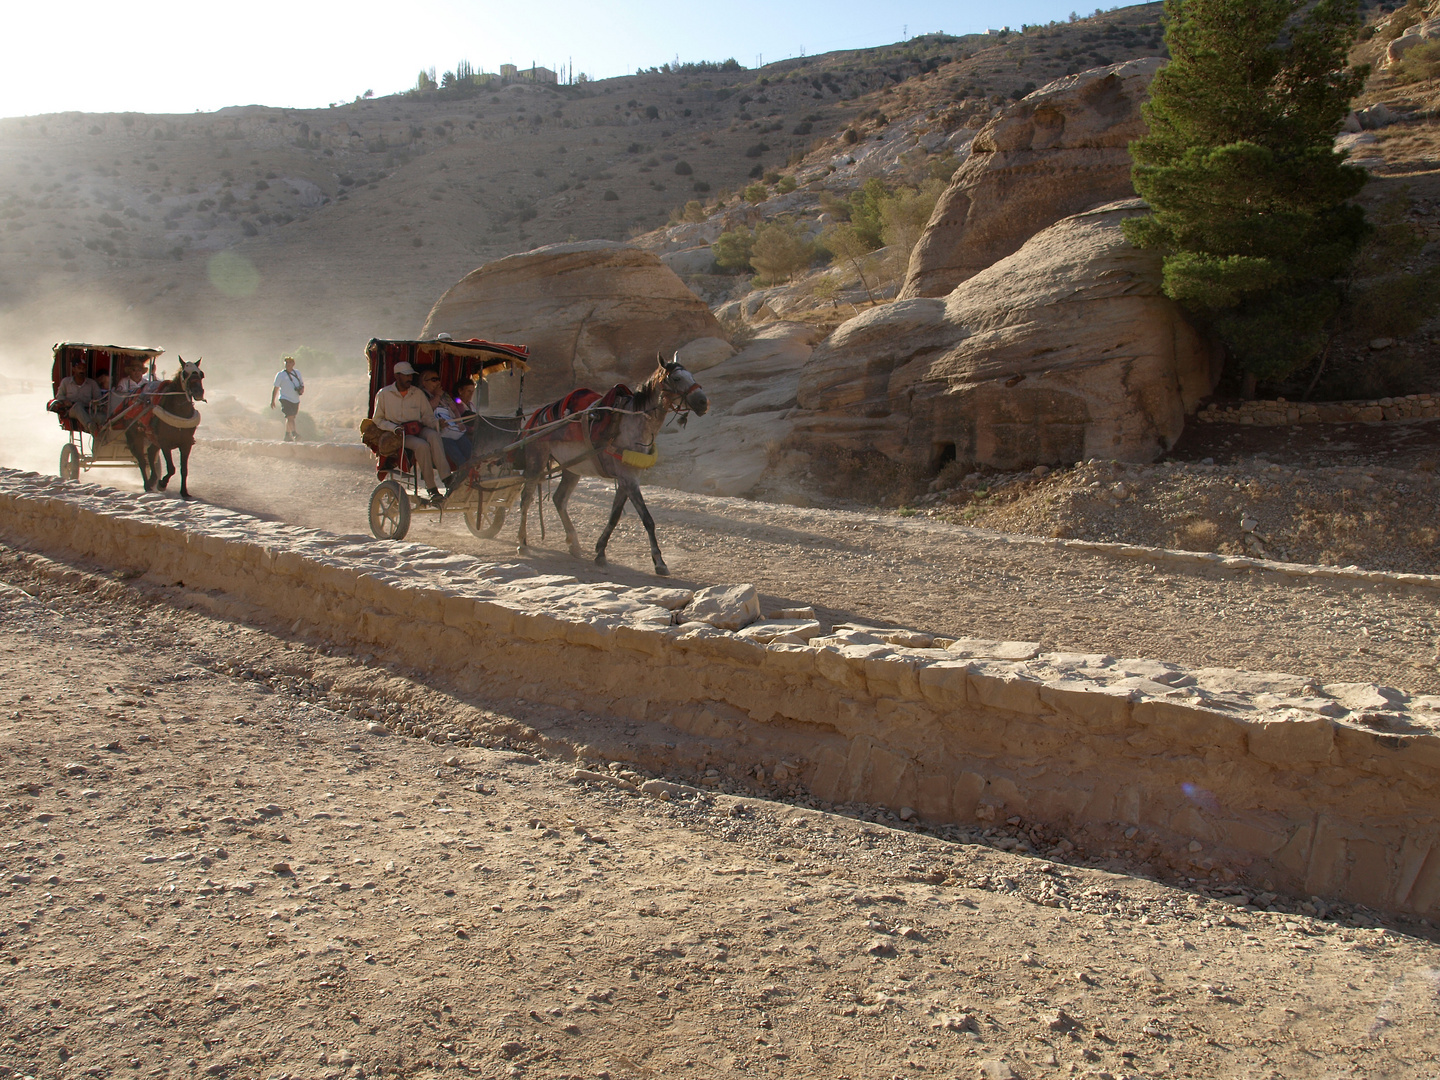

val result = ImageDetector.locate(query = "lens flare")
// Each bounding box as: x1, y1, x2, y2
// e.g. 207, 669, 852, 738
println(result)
207, 252, 261, 298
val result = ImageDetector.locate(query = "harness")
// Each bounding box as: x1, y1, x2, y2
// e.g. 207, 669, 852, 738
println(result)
519, 377, 701, 476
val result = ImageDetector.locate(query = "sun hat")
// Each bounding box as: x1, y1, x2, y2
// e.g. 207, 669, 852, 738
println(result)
393, 361, 417, 375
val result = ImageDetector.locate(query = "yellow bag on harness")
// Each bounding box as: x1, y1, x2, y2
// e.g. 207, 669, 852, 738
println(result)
621, 448, 658, 469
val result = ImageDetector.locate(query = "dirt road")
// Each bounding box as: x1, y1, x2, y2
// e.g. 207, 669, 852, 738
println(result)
86, 446, 1440, 696
3, 542, 1439, 1080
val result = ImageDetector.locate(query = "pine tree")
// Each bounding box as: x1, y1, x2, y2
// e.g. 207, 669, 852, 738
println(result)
1124, 0, 1370, 393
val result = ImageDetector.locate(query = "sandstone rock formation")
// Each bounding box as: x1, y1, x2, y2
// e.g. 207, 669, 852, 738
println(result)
647, 322, 819, 500
900, 58, 1163, 300
1386, 16, 1440, 66
793, 201, 1218, 479
420, 241, 731, 400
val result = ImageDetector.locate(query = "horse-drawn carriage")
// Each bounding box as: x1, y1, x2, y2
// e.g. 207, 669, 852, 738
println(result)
48, 342, 164, 481
360, 336, 709, 575
360, 336, 531, 542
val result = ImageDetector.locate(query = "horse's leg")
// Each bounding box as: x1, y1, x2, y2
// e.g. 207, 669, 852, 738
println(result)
593, 482, 629, 568
145, 446, 161, 491
177, 441, 191, 500
626, 480, 668, 576
126, 428, 153, 490
553, 471, 583, 558
516, 469, 536, 557
156, 445, 176, 490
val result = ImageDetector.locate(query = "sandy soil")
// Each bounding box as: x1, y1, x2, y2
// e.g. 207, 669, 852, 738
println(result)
3, 542, 1440, 1080
64, 445, 1436, 698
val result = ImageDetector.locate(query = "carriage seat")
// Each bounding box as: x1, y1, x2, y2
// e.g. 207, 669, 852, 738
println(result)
47, 399, 86, 432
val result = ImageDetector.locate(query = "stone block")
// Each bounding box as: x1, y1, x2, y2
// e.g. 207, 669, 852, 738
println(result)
918, 662, 971, 707
1222, 818, 1289, 859
813, 648, 869, 694
613, 623, 665, 656
913, 771, 953, 820
865, 745, 916, 808
685, 583, 761, 630
761, 643, 818, 676
1247, 717, 1334, 765
1304, 817, 1348, 897
864, 654, 921, 700
1039, 682, 1134, 732
809, 745, 849, 803
953, 771, 987, 815
1132, 699, 1245, 750
1345, 838, 1394, 909
564, 618, 615, 650
969, 670, 1044, 714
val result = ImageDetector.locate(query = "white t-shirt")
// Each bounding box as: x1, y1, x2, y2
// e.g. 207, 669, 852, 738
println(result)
273, 367, 304, 403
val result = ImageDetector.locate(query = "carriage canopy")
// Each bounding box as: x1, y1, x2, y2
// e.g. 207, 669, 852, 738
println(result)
51, 343, 164, 394
364, 337, 529, 419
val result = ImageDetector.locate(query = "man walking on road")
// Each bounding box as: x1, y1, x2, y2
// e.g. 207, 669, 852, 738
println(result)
270, 355, 305, 442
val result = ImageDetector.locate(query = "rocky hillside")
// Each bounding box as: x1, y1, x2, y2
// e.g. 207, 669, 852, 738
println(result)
0, 6, 1172, 371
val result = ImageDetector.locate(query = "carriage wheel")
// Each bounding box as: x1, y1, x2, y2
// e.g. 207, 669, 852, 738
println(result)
59, 443, 80, 482
465, 503, 507, 539
368, 480, 411, 541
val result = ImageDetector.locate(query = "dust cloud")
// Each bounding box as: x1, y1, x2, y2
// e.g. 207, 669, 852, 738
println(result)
0, 284, 373, 484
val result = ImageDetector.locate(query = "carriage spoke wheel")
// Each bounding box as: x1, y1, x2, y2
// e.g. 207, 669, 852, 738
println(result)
464, 500, 507, 539
368, 479, 411, 540
59, 443, 80, 482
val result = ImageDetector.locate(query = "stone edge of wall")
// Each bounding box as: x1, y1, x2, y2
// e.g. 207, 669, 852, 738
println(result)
3, 468, 1438, 919
1198, 393, 1439, 426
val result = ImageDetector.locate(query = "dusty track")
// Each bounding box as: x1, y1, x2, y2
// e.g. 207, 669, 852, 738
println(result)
3, 543, 1440, 1080
96, 446, 1440, 696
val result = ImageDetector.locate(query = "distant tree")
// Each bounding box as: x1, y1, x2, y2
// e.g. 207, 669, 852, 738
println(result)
822, 223, 879, 303
713, 228, 755, 273
441, 70, 457, 89
416, 70, 437, 92
1124, 0, 1369, 395
847, 178, 890, 250
751, 220, 816, 285
1398, 39, 1440, 86
744, 183, 768, 204
456, 59, 474, 81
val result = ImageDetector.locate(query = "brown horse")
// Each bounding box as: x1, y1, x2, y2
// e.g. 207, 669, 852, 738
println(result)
496, 356, 707, 576
125, 359, 205, 499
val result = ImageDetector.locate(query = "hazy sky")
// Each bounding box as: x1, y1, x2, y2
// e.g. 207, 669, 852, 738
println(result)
2, 0, 1145, 119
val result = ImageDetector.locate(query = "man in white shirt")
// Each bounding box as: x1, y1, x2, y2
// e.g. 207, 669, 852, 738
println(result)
371, 361, 450, 504
269, 355, 305, 442
56, 358, 102, 432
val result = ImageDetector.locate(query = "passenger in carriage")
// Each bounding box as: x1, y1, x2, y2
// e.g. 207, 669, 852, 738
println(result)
371, 360, 451, 505
109, 357, 153, 422
56, 358, 102, 432
422, 369, 473, 472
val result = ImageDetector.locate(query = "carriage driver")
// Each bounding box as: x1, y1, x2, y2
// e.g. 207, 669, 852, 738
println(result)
56, 357, 102, 432
371, 360, 451, 505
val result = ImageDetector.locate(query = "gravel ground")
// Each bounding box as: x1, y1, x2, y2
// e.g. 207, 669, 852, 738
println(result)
74, 446, 1440, 697
922, 456, 1440, 574
3, 543, 1440, 1080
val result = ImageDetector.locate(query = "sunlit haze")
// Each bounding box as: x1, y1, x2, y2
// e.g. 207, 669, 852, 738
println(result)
3, 0, 1142, 118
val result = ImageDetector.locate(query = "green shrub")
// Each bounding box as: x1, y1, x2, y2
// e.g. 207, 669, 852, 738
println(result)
713, 228, 754, 273
751, 220, 816, 285
776, 175, 798, 194
743, 183, 768, 204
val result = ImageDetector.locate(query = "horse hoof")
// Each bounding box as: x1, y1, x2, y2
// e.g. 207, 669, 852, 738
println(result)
594, 553, 607, 567
568, 545, 585, 559
653, 563, 670, 577
517, 545, 533, 557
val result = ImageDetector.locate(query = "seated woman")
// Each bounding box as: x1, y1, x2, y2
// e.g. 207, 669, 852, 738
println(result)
422, 370, 473, 472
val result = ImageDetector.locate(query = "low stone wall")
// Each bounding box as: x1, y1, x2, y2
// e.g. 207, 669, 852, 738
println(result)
1197, 393, 1440, 425
3, 467, 1440, 918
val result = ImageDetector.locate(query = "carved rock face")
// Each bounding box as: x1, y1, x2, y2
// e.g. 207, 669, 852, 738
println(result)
900, 58, 1164, 301
420, 240, 730, 402
794, 201, 1219, 478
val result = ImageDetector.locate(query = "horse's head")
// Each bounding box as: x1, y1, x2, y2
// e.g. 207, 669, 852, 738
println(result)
658, 354, 708, 417
177, 358, 206, 402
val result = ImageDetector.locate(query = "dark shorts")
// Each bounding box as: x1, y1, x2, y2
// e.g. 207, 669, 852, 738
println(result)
280, 399, 299, 418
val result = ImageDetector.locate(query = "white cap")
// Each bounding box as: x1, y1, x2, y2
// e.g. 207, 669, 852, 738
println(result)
393, 361, 417, 375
